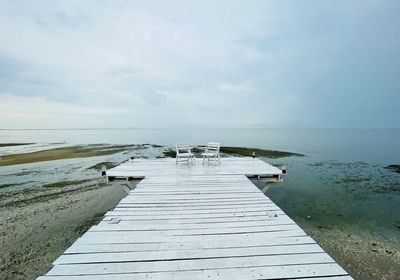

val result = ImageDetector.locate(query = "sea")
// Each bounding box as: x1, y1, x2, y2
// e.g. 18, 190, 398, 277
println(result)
1, 128, 399, 244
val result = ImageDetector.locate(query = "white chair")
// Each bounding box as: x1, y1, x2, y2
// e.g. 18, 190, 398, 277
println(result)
175, 144, 195, 164
201, 142, 221, 165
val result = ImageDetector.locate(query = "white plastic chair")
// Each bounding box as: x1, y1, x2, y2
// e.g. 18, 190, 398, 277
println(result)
201, 142, 221, 165
175, 144, 195, 164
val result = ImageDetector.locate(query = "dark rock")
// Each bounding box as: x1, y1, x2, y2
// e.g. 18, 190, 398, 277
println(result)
385, 165, 400, 173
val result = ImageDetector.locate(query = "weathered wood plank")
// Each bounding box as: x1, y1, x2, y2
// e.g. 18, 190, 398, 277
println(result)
97, 218, 295, 229
37, 160, 353, 280
89, 224, 301, 236
54, 244, 325, 265
48, 253, 336, 275
64, 236, 317, 254
45, 263, 348, 279
106, 158, 282, 178
38, 275, 352, 280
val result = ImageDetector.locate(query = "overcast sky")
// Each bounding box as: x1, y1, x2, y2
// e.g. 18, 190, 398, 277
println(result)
0, 0, 399, 129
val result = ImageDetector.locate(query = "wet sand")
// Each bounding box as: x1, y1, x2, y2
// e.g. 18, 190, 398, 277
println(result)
0, 178, 126, 280
0, 144, 139, 166
300, 221, 400, 280
1, 144, 399, 279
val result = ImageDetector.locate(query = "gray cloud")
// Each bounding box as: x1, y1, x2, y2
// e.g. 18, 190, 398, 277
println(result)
0, 0, 399, 128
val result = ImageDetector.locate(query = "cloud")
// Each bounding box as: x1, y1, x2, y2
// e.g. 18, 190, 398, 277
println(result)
217, 82, 254, 94
0, 0, 399, 128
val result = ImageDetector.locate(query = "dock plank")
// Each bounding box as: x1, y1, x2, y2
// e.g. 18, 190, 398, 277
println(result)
37, 158, 353, 279
40, 263, 349, 280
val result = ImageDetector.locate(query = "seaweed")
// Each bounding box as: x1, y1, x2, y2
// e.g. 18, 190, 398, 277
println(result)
151, 144, 163, 148
42, 179, 92, 189
385, 165, 400, 174
1, 181, 107, 208
220, 146, 303, 158
162, 146, 302, 159
0, 143, 34, 147
0, 183, 17, 189
87, 162, 117, 171
163, 149, 176, 158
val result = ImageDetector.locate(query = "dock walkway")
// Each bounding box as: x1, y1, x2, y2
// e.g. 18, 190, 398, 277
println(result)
38, 158, 353, 279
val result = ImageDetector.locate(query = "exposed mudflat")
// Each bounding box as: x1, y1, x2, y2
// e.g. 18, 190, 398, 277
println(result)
0, 178, 127, 280
0, 144, 399, 279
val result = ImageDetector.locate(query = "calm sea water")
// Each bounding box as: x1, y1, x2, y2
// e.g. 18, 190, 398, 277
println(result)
1, 129, 399, 243
1, 128, 399, 164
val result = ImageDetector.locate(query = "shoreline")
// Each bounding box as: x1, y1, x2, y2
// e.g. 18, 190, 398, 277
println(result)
0, 144, 139, 167
297, 216, 400, 279
0, 178, 127, 280
0, 144, 399, 279
0, 144, 301, 167
0, 143, 34, 147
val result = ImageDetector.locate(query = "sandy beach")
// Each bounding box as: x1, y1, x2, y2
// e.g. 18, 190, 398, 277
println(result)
0, 178, 126, 280
299, 220, 400, 279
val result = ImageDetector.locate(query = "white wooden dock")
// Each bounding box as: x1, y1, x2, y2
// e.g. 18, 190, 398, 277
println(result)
105, 158, 283, 179
37, 158, 353, 280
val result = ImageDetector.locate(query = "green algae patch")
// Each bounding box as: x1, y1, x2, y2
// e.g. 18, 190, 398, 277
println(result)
1, 182, 106, 208
0, 145, 137, 167
0, 143, 34, 147
385, 165, 400, 174
163, 149, 176, 158
0, 183, 18, 189
220, 146, 303, 158
42, 179, 93, 189
162, 146, 302, 158
151, 144, 163, 148
88, 161, 118, 171
337, 176, 371, 184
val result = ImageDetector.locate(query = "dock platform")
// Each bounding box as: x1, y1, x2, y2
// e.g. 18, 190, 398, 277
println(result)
105, 157, 283, 179
37, 158, 353, 279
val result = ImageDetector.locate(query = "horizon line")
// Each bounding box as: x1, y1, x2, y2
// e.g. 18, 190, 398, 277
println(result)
0, 127, 399, 131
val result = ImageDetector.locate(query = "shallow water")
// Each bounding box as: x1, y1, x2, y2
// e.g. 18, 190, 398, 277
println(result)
0, 144, 165, 192
0, 128, 399, 277
265, 155, 400, 244
1, 128, 399, 163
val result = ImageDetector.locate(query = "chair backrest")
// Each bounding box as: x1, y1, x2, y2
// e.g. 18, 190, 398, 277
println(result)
207, 142, 220, 153
176, 144, 191, 155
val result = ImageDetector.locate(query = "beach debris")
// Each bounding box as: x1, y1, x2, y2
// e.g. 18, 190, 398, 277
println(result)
306, 215, 311, 220
108, 217, 121, 224
267, 211, 278, 218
